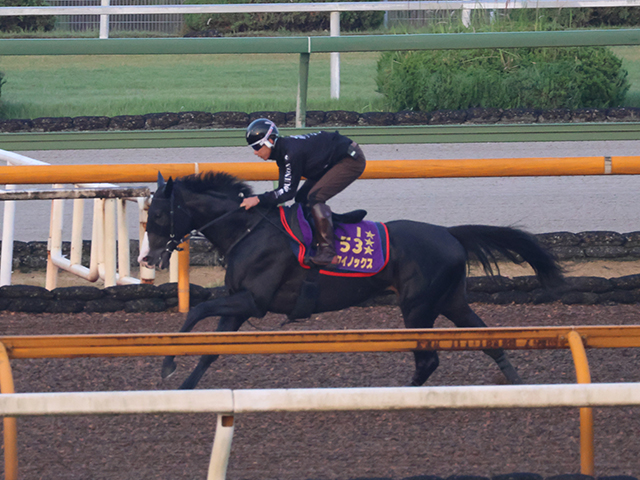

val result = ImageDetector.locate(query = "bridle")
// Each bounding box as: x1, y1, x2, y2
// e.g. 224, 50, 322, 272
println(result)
161, 190, 264, 257
163, 190, 190, 254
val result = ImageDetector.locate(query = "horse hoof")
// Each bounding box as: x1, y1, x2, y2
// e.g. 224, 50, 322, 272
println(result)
161, 357, 177, 379
505, 371, 524, 385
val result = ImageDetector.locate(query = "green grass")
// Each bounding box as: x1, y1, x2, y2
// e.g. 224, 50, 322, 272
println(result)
2, 43, 640, 120
0, 52, 385, 119
3, 6, 640, 119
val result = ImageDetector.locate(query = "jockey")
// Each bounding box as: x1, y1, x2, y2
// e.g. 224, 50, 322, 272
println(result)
242, 118, 366, 267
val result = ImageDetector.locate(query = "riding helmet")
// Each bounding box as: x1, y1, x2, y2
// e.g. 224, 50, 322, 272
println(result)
246, 118, 279, 150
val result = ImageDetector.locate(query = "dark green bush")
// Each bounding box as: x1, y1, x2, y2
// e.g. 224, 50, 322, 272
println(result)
0, 0, 55, 32
183, 0, 384, 35
376, 47, 630, 111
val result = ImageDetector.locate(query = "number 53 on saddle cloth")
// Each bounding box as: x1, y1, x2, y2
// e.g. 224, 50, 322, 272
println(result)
278, 204, 390, 277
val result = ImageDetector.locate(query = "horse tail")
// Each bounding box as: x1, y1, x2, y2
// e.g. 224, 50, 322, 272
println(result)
447, 225, 564, 288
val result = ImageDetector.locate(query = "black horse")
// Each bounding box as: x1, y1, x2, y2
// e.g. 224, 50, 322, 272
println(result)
140, 171, 564, 390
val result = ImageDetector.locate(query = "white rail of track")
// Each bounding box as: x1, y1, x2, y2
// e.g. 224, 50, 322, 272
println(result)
0, 150, 156, 288
2, 1, 638, 18
1, 383, 639, 480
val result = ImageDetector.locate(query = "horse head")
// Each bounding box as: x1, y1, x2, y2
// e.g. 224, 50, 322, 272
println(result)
139, 171, 253, 269
138, 172, 192, 269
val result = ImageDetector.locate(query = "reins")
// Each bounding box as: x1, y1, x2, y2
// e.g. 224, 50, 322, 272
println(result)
219, 209, 264, 255
165, 204, 245, 255
162, 185, 292, 260
204, 206, 289, 255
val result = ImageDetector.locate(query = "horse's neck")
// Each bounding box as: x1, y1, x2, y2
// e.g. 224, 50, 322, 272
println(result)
198, 207, 256, 254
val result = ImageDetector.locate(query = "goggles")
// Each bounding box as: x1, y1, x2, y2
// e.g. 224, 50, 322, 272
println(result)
248, 123, 276, 151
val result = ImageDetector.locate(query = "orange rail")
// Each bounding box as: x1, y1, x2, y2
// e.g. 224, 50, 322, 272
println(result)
0, 342, 18, 480
0, 325, 636, 477
611, 156, 640, 174
2, 156, 636, 185
1, 325, 639, 359
568, 331, 594, 475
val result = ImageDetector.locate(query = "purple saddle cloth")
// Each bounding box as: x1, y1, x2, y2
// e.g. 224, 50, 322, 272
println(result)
279, 204, 389, 277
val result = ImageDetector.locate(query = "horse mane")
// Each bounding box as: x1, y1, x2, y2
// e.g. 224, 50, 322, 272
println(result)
179, 171, 254, 198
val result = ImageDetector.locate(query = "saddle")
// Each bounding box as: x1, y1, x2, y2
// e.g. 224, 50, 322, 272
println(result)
279, 203, 390, 277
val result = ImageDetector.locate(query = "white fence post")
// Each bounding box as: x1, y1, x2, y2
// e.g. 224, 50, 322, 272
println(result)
0, 185, 16, 287
70, 198, 85, 267
103, 198, 117, 287
462, 7, 471, 27
138, 198, 156, 284
45, 189, 65, 290
100, 0, 110, 39
330, 11, 340, 100
117, 199, 131, 281
207, 415, 235, 480
169, 250, 179, 283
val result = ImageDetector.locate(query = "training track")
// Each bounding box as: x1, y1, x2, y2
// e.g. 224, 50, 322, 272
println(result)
2, 302, 639, 479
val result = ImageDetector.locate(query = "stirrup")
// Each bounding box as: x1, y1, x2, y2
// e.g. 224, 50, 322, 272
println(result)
308, 246, 339, 268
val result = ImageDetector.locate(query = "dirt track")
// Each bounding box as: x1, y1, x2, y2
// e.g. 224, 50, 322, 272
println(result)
2, 302, 640, 480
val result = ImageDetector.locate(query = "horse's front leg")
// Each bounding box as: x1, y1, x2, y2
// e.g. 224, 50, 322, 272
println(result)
161, 291, 261, 380
177, 315, 248, 389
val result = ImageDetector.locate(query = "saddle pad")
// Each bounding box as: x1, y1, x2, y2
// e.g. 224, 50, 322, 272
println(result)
279, 205, 390, 277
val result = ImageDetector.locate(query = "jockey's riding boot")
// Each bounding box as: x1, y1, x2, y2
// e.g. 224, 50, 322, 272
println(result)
309, 203, 339, 267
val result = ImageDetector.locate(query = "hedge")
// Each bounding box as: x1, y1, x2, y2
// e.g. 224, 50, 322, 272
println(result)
0, 0, 55, 32
376, 47, 630, 112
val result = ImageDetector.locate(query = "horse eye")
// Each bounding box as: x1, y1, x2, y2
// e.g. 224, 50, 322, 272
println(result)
152, 211, 169, 226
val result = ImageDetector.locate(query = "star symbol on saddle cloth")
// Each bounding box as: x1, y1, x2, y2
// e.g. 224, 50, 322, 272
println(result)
364, 245, 374, 255
365, 238, 375, 247
366, 230, 376, 239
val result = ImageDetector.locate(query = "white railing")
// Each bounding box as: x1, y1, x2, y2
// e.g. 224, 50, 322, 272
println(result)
0, 150, 155, 288
3, 1, 639, 17
1, 382, 639, 480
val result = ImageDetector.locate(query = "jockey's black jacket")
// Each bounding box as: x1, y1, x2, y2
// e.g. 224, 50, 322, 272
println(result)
256, 131, 353, 207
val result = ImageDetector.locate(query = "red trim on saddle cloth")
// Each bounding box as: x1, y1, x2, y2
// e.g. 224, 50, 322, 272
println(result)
279, 206, 309, 267
278, 206, 390, 278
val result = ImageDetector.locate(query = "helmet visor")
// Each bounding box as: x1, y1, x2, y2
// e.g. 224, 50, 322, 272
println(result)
248, 123, 275, 151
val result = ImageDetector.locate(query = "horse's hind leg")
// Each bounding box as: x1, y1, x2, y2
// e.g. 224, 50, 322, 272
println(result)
398, 256, 464, 386
400, 302, 442, 386
410, 350, 440, 386
483, 347, 523, 385
441, 288, 523, 385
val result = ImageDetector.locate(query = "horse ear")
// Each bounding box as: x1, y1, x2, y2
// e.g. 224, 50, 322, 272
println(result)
155, 173, 174, 199
164, 177, 174, 197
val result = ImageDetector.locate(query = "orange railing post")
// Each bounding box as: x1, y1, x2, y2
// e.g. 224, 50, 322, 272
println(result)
567, 330, 594, 475
0, 342, 18, 480
178, 240, 190, 313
